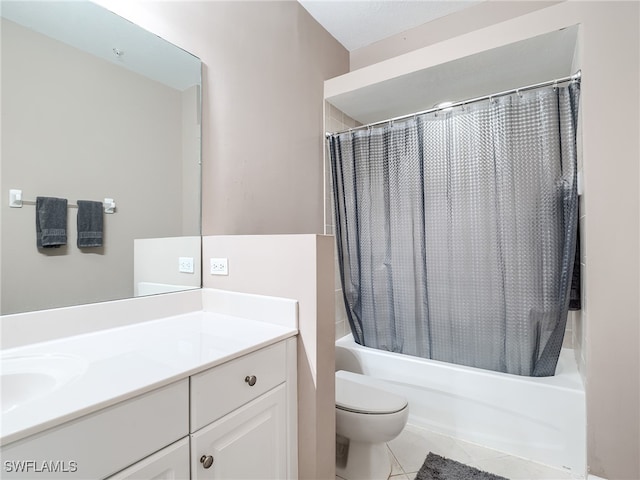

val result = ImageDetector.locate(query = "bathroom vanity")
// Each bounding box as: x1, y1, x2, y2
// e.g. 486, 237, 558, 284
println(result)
0, 289, 298, 479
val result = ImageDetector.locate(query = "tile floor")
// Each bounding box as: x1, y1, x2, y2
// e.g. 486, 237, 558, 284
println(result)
337, 424, 584, 480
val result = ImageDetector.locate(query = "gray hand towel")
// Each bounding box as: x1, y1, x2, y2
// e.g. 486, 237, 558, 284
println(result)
36, 196, 68, 248
77, 200, 103, 248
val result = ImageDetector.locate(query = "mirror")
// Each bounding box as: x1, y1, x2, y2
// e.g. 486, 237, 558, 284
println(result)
1, 1, 202, 315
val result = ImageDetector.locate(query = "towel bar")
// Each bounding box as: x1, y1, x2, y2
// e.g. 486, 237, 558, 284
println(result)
8, 189, 116, 213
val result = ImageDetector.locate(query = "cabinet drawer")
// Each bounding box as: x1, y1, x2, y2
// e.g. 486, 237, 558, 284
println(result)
0, 380, 189, 479
191, 342, 286, 431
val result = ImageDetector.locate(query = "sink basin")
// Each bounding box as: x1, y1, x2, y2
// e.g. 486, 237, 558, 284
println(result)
1, 354, 88, 413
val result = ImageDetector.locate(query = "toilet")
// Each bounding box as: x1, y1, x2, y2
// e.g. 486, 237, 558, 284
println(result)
335, 370, 409, 480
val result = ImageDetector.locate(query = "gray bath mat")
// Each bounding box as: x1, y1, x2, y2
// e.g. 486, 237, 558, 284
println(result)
415, 452, 509, 480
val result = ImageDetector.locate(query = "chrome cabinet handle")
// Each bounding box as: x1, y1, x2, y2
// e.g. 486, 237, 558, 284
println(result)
200, 455, 214, 469
244, 375, 257, 386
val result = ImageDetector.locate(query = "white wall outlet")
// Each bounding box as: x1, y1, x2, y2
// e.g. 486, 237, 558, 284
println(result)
210, 257, 228, 276
179, 257, 194, 273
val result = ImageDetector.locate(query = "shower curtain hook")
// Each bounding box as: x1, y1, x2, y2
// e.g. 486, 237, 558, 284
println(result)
516, 89, 522, 99
553, 79, 558, 91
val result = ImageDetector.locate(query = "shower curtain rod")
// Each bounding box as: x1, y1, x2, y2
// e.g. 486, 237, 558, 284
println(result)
325, 70, 581, 138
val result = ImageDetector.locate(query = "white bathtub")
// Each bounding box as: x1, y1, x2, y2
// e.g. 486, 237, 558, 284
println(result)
336, 334, 585, 475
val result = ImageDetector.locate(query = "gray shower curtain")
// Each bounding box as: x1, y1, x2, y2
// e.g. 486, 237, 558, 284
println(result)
329, 83, 580, 377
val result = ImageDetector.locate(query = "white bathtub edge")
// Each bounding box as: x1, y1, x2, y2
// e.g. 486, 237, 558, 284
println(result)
335, 334, 586, 475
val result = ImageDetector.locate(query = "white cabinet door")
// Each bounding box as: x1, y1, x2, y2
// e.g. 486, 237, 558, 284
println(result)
106, 438, 190, 480
191, 385, 286, 480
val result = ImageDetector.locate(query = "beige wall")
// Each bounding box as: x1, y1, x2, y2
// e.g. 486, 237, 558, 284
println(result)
337, 3, 639, 478
202, 235, 335, 480
578, 4, 639, 478
197, 2, 347, 235
1, 19, 188, 314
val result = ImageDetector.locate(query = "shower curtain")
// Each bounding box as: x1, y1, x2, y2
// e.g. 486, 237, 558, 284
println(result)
328, 83, 580, 377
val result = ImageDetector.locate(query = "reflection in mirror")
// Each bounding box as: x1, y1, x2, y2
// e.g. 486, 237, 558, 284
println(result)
1, 1, 202, 315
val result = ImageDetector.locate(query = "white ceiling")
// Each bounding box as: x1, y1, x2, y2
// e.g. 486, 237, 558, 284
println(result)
297, 0, 481, 51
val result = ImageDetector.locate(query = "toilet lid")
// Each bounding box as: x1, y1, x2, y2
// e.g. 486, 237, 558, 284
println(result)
336, 370, 408, 414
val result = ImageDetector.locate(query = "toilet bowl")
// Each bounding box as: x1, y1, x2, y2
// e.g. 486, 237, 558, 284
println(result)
335, 370, 409, 480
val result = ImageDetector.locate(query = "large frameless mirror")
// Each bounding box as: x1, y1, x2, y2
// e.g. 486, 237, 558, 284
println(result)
1, 1, 202, 315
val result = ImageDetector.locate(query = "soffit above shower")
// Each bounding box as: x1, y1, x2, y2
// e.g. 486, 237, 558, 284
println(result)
326, 25, 578, 126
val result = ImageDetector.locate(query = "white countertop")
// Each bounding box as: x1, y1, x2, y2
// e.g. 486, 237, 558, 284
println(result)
1, 310, 297, 446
